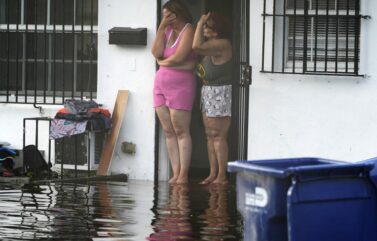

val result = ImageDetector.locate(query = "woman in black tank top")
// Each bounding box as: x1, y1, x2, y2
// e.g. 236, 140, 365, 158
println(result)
193, 12, 233, 185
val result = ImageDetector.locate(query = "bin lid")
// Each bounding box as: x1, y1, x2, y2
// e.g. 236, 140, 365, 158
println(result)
360, 157, 377, 191
228, 157, 374, 178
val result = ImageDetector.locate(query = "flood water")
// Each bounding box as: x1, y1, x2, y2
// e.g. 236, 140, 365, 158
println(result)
0, 180, 243, 240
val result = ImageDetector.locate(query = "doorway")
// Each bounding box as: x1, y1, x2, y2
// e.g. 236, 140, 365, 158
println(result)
156, 0, 251, 181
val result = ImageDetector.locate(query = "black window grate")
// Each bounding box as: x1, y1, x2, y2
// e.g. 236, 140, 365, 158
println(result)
261, 0, 362, 76
0, 0, 98, 105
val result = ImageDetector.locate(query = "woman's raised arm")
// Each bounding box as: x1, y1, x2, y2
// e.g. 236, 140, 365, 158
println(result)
151, 13, 176, 59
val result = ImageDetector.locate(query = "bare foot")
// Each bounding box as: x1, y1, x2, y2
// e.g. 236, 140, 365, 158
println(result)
213, 178, 229, 185
169, 176, 178, 184
176, 177, 188, 184
199, 176, 216, 185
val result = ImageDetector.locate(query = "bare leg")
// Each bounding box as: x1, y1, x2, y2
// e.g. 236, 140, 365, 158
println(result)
156, 106, 180, 183
170, 109, 192, 184
205, 116, 231, 185
200, 114, 218, 185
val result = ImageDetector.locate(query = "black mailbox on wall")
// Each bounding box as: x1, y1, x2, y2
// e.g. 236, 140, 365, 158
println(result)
109, 27, 147, 45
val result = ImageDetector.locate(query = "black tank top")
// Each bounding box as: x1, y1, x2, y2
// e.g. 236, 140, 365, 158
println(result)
197, 57, 233, 86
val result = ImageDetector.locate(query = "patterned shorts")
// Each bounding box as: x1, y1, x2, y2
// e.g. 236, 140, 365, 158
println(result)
201, 85, 232, 117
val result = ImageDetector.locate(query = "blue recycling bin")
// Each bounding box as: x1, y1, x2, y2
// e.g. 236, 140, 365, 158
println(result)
228, 157, 377, 241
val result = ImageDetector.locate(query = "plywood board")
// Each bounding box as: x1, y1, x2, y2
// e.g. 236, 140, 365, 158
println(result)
97, 90, 129, 176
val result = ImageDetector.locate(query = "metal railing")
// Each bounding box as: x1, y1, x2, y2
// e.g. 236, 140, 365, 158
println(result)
23, 117, 99, 180
0, 0, 98, 105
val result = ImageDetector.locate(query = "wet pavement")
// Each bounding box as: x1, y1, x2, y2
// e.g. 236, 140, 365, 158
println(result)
0, 180, 243, 240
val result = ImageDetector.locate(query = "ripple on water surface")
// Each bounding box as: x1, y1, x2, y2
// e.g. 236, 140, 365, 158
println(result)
0, 181, 243, 240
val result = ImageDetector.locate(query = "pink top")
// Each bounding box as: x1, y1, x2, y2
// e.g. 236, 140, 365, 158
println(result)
161, 24, 196, 68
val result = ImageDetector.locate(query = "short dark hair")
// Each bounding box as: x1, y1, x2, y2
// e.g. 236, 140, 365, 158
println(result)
210, 13, 232, 40
163, 0, 193, 23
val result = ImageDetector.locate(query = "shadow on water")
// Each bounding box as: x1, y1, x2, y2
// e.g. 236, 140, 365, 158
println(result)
0, 181, 243, 240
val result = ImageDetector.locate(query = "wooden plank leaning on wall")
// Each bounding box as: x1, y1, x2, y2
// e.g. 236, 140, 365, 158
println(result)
97, 90, 129, 176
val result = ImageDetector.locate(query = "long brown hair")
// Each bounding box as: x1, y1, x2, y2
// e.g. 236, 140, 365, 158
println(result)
163, 0, 193, 23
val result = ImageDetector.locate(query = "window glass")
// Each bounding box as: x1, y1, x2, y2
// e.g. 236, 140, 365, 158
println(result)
24, 0, 47, 25
25, 62, 49, 90
0, 0, 20, 24
77, 34, 98, 60
50, 0, 74, 25
76, 63, 97, 92
0, 32, 23, 59
76, 0, 98, 25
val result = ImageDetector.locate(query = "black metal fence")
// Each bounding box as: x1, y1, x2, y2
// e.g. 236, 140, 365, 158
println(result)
0, 0, 98, 105
261, 0, 363, 76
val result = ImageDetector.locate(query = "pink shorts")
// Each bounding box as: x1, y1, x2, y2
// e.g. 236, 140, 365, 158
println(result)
153, 67, 196, 111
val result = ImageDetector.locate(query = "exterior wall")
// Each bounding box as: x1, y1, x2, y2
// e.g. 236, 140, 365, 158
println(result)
97, 0, 157, 180
1, 0, 158, 181
0, 104, 58, 159
248, 0, 377, 163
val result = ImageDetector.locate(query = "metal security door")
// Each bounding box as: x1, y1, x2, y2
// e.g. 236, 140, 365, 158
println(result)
230, 0, 251, 161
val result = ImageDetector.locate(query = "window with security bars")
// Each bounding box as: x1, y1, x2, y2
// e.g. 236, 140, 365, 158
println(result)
261, 0, 361, 75
0, 0, 98, 104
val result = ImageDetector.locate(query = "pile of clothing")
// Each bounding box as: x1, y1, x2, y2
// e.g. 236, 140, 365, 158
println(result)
0, 143, 18, 177
49, 99, 112, 139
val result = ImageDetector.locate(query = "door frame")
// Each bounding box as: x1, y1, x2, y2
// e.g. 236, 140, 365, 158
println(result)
230, 0, 251, 162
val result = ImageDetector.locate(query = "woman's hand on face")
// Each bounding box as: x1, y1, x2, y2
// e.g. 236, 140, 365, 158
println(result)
161, 10, 176, 28
199, 12, 211, 25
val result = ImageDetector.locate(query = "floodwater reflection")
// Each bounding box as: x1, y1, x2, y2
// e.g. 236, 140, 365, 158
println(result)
199, 185, 235, 240
147, 184, 195, 240
0, 181, 242, 240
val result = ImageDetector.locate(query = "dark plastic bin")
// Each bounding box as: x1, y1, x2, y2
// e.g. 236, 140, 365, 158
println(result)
228, 157, 377, 241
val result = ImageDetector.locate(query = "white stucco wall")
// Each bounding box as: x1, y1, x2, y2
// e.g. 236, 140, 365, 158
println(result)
97, 0, 157, 180
0, 104, 58, 157
248, 0, 377, 163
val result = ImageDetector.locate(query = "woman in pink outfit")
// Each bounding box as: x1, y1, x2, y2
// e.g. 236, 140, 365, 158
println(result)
152, 0, 196, 184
